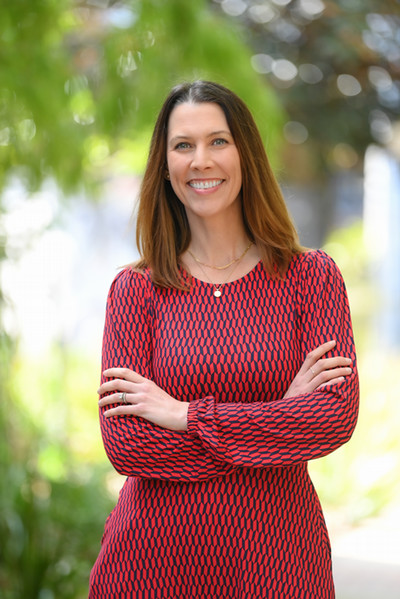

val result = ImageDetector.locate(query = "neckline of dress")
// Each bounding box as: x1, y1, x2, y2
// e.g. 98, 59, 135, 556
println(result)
180, 259, 263, 289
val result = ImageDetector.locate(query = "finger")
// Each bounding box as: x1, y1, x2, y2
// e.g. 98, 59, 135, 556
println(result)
98, 391, 132, 407
318, 376, 346, 388
103, 404, 142, 418
314, 366, 352, 386
98, 379, 131, 396
98, 379, 141, 396
301, 340, 337, 374
311, 356, 352, 376
103, 368, 147, 383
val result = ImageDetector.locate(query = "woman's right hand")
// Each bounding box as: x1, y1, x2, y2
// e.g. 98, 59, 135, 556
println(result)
283, 340, 352, 399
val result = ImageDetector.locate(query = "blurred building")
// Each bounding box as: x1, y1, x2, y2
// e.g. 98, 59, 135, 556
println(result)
364, 143, 400, 350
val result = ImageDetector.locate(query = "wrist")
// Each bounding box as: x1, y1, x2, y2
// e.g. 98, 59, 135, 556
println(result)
179, 402, 189, 431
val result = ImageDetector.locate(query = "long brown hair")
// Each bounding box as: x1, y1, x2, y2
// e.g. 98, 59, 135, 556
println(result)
134, 80, 304, 289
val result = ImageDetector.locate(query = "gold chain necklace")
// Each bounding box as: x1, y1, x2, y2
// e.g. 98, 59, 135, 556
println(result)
188, 241, 253, 271
189, 242, 253, 298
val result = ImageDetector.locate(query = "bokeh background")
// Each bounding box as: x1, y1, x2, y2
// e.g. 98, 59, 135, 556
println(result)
1, 1, 399, 597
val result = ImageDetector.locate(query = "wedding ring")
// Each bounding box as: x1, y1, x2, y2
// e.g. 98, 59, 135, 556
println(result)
120, 392, 127, 404
310, 367, 315, 376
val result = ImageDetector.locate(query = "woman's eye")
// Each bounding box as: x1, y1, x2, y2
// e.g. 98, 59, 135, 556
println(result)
212, 138, 228, 146
175, 142, 191, 150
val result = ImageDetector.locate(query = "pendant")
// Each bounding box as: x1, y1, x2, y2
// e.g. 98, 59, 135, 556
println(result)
213, 289, 222, 298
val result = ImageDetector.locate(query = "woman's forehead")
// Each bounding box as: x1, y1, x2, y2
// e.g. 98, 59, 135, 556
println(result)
167, 102, 230, 140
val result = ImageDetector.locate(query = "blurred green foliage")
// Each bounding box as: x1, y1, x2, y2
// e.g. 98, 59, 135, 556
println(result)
0, 0, 283, 195
0, 344, 115, 598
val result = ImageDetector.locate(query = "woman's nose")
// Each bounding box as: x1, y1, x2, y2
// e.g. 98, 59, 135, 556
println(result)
190, 145, 212, 170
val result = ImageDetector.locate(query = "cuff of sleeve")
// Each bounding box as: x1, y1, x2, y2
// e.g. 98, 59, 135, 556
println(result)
187, 399, 200, 437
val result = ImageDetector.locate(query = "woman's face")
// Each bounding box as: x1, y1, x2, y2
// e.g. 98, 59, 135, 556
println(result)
166, 102, 242, 225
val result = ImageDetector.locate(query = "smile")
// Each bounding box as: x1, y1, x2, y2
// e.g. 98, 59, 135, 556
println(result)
188, 179, 223, 190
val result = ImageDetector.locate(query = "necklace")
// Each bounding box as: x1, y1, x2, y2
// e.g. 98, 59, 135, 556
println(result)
188, 241, 253, 271
189, 242, 253, 298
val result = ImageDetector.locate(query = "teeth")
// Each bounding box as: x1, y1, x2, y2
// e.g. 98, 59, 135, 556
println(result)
189, 179, 223, 189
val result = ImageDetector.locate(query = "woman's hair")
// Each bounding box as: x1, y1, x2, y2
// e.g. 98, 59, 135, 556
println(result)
134, 80, 304, 289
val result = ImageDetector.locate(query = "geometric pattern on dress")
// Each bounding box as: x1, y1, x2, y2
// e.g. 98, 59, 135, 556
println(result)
89, 250, 359, 598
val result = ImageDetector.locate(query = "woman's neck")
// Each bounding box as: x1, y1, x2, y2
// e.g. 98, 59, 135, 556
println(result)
180, 213, 261, 288
186, 215, 251, 267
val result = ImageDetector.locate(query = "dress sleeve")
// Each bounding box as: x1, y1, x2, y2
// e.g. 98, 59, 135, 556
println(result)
186, 251, 360, 467
98, 268, 235, 481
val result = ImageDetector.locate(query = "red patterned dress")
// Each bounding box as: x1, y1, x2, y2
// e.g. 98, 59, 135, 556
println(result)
89, 250, 359, 598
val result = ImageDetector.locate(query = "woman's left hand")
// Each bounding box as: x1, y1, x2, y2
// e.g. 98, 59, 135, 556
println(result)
98, 368, 189, 431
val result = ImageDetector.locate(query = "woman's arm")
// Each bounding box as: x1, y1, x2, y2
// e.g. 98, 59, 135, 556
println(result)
184, 251, 359, 467
98, 268, 236, 481
99, 339, 351, 427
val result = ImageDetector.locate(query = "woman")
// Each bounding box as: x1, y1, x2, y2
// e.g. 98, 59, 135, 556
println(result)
89, 80, 359, 598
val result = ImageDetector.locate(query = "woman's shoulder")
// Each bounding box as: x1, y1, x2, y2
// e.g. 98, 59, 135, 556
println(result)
108, 266, 152, 304
292, 248, 339, 273
289, 248, 344, 289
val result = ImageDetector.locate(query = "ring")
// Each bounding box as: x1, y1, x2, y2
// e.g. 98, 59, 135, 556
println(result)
120, 392, 127, 404
310, 367, 315, 376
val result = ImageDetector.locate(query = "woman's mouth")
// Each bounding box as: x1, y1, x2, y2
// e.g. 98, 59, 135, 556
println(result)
188, 179, 224, 190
